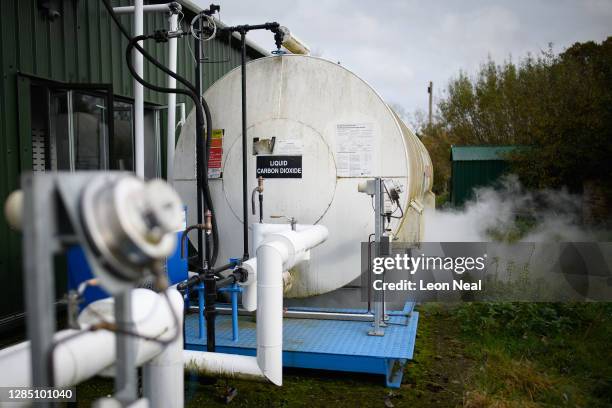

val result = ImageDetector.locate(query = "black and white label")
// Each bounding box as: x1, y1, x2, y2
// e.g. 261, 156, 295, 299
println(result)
256, 155, 302, 178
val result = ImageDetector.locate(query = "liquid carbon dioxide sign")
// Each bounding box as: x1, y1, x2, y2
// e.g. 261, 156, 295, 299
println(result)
256, 155, 302, 178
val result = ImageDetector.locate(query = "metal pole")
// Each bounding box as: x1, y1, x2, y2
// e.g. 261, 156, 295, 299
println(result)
134, 0, 144, 178
369, 178, 385, 336
428, 81, 433, 128
194, 19, 217, 352
113, 4, 175, 14
195, 306, 378, 322
114, 292, 138, 404
22, 174, 56, 405
240, 30, 249, 259
166, 12, 178, 183
113, 2, 144, 402
194, 19, 205, 270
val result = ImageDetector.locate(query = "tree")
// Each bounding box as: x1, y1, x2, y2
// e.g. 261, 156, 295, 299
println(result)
422, 37, 612, 193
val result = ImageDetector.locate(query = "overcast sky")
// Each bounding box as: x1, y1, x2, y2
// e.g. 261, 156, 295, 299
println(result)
196, 0, 612, 124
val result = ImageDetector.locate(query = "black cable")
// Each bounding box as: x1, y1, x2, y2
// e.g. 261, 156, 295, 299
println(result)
101, 0, 198, 95
125, 36, 219, 267
124, 34, 212, 270
101, 0, 220, 266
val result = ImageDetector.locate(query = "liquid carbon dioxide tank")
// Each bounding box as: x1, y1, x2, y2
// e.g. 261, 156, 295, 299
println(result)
174, 55, 434, 298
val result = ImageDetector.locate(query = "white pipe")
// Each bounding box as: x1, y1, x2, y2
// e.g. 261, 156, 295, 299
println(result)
251, 222, 313, 255
0, 289, 182, 389
245, 223, 324, 312
278, 26, 311, 55
113, 4, 174, 14
263, 225, 329, 269
184, 352, 266, 381
166, 12, 178, 184
184, 225, 328, 385
255, 242, 284, 385
142, 298, 184, 407
238, 257, 257, 312
134, 0, 144, 178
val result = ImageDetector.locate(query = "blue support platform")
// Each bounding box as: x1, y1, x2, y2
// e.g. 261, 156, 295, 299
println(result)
184, 301, 419, 388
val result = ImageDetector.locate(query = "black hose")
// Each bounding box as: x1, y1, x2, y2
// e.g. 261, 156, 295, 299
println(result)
215, 275, 237, 288
101, 0, 220, 266
180, 224, 204, 259
176, 261, 237, 291
125, 35, 210, 271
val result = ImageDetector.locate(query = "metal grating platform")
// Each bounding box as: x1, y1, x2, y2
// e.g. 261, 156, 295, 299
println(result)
184, 302, 419, 387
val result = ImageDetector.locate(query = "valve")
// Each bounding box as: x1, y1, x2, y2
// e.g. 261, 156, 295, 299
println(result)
270, 214, 297, 231
251, 177, 265, 223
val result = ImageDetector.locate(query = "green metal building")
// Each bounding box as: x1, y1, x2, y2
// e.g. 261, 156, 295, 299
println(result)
0, 0, 267, 329
450, 145, 516, 207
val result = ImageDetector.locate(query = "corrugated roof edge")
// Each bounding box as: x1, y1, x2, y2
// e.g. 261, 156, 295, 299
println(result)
450, 145, 520, 161
178, 0, 271, 57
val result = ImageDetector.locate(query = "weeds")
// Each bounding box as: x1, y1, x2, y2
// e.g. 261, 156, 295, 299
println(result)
455, 302, 612, 407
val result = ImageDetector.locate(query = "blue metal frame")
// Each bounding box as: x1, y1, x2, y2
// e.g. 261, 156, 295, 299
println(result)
218, 283, 243, 341
184, 301, 419, 388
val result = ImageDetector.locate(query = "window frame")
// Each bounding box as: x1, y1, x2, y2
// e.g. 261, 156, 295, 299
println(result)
18, 74, 115, 173
18, 74, 166, 177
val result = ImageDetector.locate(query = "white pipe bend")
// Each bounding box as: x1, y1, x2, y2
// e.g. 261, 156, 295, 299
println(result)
184, 225, 328, 386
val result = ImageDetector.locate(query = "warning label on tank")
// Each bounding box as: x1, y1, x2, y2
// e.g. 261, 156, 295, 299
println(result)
335, 123, 374, 177
208, 129, 223, 179
256, 155, 302, 178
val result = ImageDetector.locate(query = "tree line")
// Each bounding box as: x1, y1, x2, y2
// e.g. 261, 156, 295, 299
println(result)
419, 36, 612, 198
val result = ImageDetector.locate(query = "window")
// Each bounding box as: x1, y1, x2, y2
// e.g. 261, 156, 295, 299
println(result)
49, 90, 109, 170
26, 78, 164, 178
112, 101, 134, 171
144, 107, 163, 179
110, 100, 163, 179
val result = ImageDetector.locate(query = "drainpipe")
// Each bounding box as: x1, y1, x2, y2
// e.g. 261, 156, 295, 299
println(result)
184, 225, 328, 385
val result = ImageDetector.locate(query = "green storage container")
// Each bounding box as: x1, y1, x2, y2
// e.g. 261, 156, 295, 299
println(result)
450, 145, 517, 207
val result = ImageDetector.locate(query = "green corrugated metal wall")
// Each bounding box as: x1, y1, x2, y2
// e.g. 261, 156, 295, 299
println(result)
0, 0, 264, 322
450, 160, 510, 206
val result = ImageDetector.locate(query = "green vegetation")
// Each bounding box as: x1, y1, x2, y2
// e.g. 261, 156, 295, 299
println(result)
456, 303, 612, 407
420, 36, 612, 197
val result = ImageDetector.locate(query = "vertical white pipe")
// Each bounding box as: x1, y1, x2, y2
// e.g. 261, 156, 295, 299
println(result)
166, 13, 178, 183
142, 289, 184, 408
134, 0, 145, 178
255, 243, 285, 386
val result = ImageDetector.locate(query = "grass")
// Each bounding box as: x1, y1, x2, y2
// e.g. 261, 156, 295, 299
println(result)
75, 303, 612, 407
456, 303, 612, 408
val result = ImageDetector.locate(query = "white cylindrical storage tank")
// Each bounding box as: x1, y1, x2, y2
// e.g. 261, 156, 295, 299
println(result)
174, 55, 433, 298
